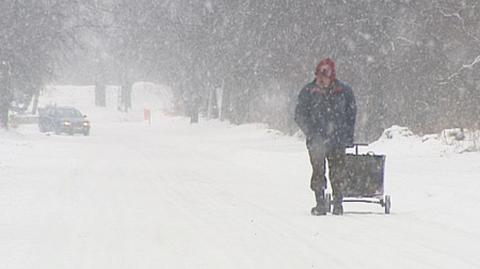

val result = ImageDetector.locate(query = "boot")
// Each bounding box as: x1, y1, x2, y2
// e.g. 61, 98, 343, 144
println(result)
332, 196, 343, 215
311, 190, 327, 216
332, 204, 343, 215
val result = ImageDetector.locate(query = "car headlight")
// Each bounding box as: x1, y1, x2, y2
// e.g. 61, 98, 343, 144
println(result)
63, 121, 71, 126
83, 121, 90, 126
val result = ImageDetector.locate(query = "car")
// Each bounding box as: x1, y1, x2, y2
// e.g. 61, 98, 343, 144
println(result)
38, 105, 90, 136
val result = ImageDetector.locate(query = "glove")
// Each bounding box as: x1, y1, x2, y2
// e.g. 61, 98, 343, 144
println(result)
345, 135, 354, 148
345, 142, 354, 148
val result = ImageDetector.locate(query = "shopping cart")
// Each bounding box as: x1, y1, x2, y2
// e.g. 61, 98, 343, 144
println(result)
325, 143, 391, 214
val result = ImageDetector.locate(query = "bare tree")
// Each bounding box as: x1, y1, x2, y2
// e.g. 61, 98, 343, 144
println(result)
0, 0, 93, 129
90, 0, 480, 139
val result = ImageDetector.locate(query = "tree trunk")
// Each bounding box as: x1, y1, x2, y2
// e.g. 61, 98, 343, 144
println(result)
95, 82, 106, 107
31, 90, 40, 114
189, 93, 200, 124
220, 84, 230, 122
215, 87, 223, 120
0, 75, 11, 129
0, 99, 9, 129
120, 81, 132, 112
190, 108, 199, 123
206, 88, 213, 119
206, 87, 219, 119
0, 64, 9, 129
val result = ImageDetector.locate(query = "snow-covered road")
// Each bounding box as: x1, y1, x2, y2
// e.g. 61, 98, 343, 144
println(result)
2, 114, 480, 269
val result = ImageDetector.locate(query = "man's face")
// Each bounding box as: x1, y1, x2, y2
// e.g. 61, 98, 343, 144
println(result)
316, 65, 332, 87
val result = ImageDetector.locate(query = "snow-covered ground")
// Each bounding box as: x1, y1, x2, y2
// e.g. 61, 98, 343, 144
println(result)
1, 86, 480, 269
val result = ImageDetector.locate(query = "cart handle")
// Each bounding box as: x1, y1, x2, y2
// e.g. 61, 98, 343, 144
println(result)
353, 143, 369, 155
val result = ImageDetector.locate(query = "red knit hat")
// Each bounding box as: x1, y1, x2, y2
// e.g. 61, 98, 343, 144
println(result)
315, 58, 336, 80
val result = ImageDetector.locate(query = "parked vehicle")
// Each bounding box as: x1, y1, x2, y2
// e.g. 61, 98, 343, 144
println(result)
38, 106, 90, 136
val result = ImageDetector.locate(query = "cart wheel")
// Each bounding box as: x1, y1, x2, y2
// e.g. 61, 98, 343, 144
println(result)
384, 195, 391, 214
325, 193, 332, 213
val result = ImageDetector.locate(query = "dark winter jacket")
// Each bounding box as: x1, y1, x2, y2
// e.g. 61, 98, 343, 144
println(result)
294, 79, 356, 148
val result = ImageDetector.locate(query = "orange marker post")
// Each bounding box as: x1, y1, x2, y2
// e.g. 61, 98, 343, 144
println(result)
144, 108, 151, 124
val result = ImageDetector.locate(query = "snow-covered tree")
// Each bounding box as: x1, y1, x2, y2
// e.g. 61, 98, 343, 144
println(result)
0, 0, 93, 128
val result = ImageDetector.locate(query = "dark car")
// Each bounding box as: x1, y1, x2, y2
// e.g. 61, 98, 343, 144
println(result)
38, 106, 90, 136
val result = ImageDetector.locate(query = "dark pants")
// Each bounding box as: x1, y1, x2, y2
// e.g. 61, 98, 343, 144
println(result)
307, 138, 346, 203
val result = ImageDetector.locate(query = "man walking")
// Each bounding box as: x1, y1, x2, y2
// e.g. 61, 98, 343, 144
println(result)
294, 58, 356, 215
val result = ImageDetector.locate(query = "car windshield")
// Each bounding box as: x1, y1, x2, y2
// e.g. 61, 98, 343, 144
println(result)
57, 108, 82, 118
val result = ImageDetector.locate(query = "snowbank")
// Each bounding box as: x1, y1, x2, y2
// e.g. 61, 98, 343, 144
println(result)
0, 129, 23, 141
372, 125, 480, 155
379, 125, 415, 140
436, 128, 480, 153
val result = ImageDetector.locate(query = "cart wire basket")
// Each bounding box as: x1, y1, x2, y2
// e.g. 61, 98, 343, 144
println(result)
325, 143, 391, 214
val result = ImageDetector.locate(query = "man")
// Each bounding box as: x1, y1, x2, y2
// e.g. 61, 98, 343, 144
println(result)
294, 58, 356, 215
